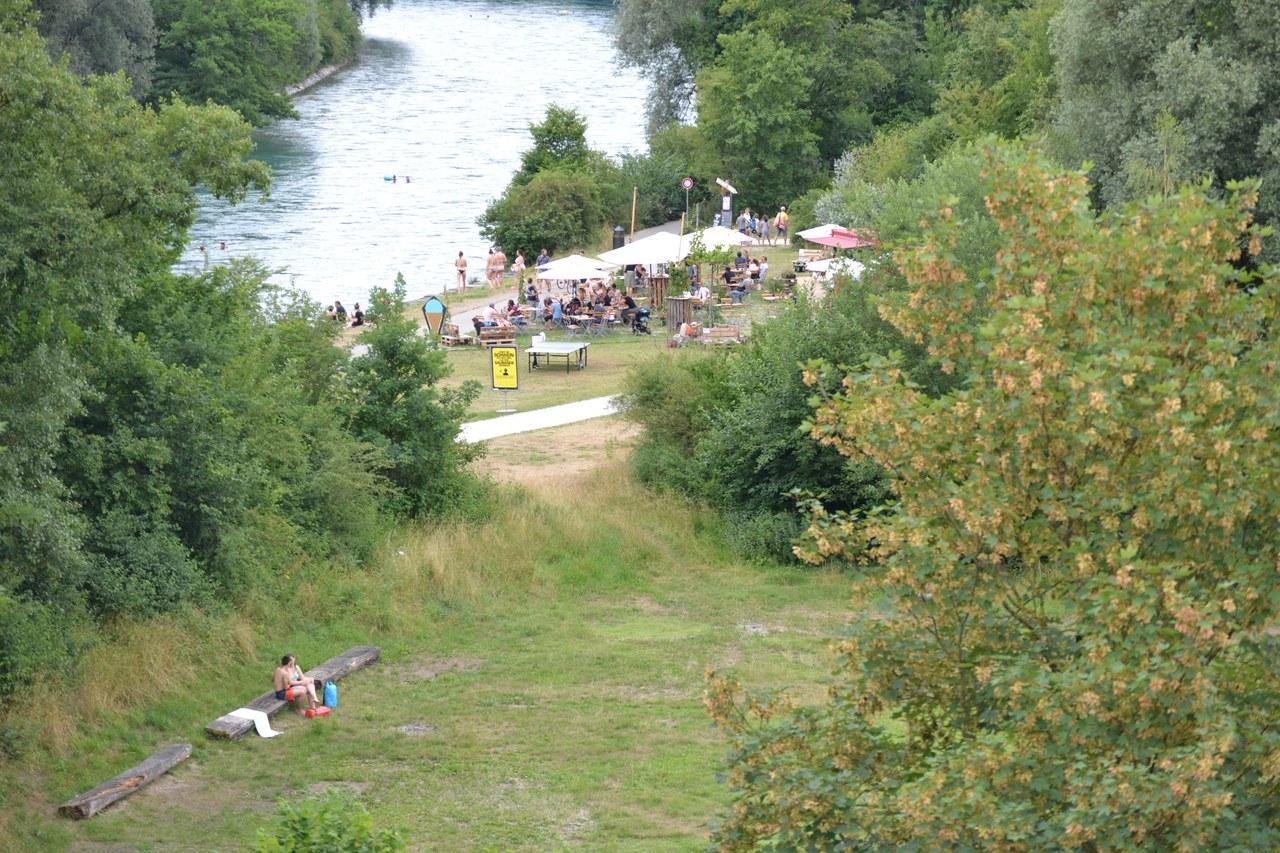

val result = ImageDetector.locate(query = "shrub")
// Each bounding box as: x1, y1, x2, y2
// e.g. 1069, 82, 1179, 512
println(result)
255, 790, 405, 852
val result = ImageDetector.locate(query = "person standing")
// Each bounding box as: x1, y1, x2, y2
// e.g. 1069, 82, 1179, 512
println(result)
485, 248, 500, 290
759, 216, 771, 246
492, 247, 508, 291
512, 250, 526, 285
536, 248, 550, 269
455, 251, 468, 291
775, 206, 789, 242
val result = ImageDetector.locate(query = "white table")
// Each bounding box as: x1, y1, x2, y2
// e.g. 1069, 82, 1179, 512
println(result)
526, 341, 590, 373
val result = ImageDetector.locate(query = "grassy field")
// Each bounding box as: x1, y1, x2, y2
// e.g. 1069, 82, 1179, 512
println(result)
5, 419, 855, 851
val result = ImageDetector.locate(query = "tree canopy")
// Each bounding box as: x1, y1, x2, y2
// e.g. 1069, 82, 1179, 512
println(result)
708, 144, 1280, 849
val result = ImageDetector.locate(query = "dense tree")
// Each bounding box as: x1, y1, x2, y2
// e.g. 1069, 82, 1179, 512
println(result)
151, 0, 361, 124
1051, 0, 1280, 258
695, 31, 821, 211
709, 145, 1280, 849
31, 0, 155, 96
342, 276, 481, 518
479, 106, 620, 257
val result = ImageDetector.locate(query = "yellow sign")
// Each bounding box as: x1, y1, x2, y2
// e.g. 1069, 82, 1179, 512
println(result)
490, 346, 518, 390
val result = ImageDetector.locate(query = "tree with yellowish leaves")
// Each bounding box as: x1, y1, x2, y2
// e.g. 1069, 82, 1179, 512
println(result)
707, 144, 1280, 850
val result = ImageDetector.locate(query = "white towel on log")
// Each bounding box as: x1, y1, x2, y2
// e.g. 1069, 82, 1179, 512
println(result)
228, 707, 283, 738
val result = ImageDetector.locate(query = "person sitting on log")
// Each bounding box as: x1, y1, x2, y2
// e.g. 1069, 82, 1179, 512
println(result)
274, 654, 319, 715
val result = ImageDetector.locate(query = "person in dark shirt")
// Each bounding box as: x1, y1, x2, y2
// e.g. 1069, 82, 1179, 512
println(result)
350, 303, 364, 327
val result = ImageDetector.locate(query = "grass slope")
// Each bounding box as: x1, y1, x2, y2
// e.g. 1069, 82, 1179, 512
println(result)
9, 422, 852, 851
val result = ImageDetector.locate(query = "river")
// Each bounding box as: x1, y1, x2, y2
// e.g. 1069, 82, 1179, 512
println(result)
180, 0, 649, 308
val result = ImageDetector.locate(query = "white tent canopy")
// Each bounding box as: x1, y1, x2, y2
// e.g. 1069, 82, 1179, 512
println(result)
598, 232, 684, 266
535, 254, 618, 280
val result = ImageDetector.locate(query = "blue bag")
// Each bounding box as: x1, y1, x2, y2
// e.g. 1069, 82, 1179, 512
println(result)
324, 681, 338, 708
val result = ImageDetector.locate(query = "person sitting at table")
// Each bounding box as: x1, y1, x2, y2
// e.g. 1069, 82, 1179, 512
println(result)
695, 282, 712, 306
481, 303, 500, 326
525, 279, 539, 304
721, 266, 737, 287
505, 299, 525, 325
734, 250, 749, 269
633, 265, 648, 288
747, 258, 760, 283
730, 279, 749, 304
566, 294, 583, 314
757, 257, 769, 285
621, 293, 639, 324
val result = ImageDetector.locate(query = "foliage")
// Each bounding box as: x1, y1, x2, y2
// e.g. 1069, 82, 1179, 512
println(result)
1051, 0, 1280, 258
709, 145, 1280, 848
342, 274, 482, 518
31, 0, 155, 96
255, 790, 405, 852
478, 170, 610, 261
151, 0, 362, 125
479, 106, 620, 257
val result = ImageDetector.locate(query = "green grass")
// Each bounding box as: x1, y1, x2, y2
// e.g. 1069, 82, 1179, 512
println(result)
5, 461, 854, 851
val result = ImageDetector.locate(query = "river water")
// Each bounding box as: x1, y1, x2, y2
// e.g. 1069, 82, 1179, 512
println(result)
181, 0, 649, 308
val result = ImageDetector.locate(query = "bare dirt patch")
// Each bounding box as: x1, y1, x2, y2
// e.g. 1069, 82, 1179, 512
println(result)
308, 780, 371, 796
398, 653, 484, 682
471, 416, 638, 490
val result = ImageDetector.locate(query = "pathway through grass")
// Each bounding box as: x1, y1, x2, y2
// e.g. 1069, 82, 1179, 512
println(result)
43, 419, 853, 852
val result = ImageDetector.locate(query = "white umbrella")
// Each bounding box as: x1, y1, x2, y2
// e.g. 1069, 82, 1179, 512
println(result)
536, 254, 618, 280
797, 223, 845, 240
686, 226, 754, 252
598, 232, 684, 265
807, 257, 865, 280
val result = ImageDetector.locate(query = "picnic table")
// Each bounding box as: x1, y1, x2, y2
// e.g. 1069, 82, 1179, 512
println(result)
527, 341, 590, 373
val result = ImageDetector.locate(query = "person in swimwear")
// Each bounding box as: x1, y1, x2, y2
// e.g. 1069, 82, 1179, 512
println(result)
273, 653, 319, 714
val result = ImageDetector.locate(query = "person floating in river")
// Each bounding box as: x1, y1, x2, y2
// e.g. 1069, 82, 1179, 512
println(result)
274, 654, 319, 715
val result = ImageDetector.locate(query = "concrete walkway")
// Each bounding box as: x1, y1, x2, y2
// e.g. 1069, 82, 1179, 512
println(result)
458, 395, 619, 443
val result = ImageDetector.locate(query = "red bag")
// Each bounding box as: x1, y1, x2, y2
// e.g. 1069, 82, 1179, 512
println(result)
305, 706, 331, 719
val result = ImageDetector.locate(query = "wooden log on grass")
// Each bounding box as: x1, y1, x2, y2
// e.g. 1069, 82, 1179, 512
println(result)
60, 743, 191, 819
205, 645, 380, 739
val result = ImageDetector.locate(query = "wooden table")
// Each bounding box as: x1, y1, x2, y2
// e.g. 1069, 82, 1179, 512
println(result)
526, 341, 590, 373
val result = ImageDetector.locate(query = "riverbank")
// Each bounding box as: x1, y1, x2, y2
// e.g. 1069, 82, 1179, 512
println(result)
284, 58, 354, 96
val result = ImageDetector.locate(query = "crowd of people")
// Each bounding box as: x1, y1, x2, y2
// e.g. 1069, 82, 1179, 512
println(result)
733, 206, 788, 246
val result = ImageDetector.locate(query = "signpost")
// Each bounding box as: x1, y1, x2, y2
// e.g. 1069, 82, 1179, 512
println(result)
422, 296, 446, 337
682, 176, 693, 218
489, 345, 518, 412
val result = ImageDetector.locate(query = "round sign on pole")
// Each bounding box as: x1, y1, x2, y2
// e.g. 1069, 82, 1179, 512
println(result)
681, 177, 693, 190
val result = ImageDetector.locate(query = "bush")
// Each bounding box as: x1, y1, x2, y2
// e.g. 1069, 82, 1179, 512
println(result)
255, 790, 405, 852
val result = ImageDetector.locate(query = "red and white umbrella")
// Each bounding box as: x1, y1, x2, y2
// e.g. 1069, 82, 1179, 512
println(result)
801, 225, 879, 249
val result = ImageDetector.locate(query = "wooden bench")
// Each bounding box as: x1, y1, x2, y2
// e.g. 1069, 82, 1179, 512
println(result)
205, 645, 381, 739
479, 326, 516, 348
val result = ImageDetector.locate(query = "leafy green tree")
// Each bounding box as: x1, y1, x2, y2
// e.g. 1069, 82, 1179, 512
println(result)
31, 0, 155, 96
709, 144, 1280, 849
151, 0, 324, 124
343, 275, 481, 518
695, 30, 821, 211
1052, 0, 1280, 257
480, 106, 619, 257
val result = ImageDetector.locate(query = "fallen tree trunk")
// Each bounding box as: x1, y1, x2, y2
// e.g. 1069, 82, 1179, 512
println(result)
60, 743, 192, 819
205, 645, 380, 739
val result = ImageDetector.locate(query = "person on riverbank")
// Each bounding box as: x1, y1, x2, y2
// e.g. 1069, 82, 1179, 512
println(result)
274, 654, 318, 715
513, 250, 526, 283
485, 248, 499, 290
492, 247, 508, 291
455, 251, 468, 291
350, 303, 364, 327
333, 300, 347, 323
536, 248, 550, 269
775, 206, 788, 242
